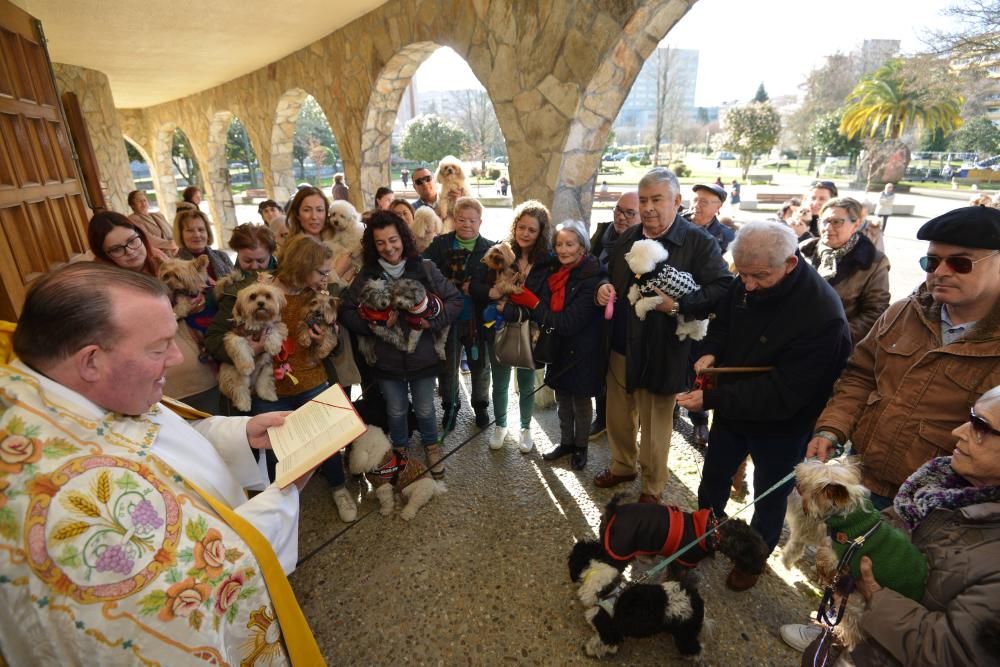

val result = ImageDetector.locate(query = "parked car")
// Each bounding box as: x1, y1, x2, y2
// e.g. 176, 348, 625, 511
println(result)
716, 151, 735, 160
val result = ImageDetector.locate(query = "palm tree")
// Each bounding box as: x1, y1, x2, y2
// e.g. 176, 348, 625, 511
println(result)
839, 59, 963, 188
839, 59, 964, 141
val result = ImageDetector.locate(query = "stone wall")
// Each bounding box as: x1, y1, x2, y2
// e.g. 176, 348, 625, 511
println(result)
107, 0, 696, 233
52, 63, 134, 214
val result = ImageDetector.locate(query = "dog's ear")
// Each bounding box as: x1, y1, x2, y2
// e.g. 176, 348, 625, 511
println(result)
194, 254, 210, 271
326, 296, 341, 322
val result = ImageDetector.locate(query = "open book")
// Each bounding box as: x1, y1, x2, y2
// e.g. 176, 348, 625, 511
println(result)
267, 384, 367, 488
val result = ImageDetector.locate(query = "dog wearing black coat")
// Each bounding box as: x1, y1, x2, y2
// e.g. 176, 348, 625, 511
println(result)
567, 495, 770, 659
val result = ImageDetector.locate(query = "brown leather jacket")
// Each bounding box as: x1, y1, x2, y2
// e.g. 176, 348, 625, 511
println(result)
816, 288, 1000, 497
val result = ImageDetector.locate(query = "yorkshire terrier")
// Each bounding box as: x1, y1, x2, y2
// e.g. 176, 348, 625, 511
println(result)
157, 254, 210, 318
783, 457, 928, 649
482, 241, 523, 296
295, 290, 339, 363
218, 280, 288, 412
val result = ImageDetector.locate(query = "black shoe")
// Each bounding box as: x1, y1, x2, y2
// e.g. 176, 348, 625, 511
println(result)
543, 443, 575, 461
588, 421, 607, 440
692, 424, 709, 448
571, 447, 588, 470
474, 408, 490, 428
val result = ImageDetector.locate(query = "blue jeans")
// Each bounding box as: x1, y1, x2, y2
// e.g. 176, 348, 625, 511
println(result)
378, 377, 438, 447
697, 423, 810, 554
251, 382, 345, 489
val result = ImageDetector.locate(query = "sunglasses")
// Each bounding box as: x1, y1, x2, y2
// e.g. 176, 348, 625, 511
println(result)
970, 407, 1000, 441
413, 176, 433, 186
919, 251, 1000, 274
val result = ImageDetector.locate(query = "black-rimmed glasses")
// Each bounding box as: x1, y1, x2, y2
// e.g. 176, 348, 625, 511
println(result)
105, 234, 142, 258
614, 206, 638, 218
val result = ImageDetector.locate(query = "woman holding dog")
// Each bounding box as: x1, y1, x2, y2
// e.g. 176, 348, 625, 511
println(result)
782, 386, 1000, 666
477, 200, 554, 453
504, 220, 604, 470
799, 197, 891, 345
340, 211, 463, 479
87, 211, 219, 413
286, 186, 357, 288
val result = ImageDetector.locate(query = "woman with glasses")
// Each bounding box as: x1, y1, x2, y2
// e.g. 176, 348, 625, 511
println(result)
340, 211, 463, 480
127, 189, 178, 257
782, 386, 1000, 666
800, 197, 890, 345
86, 211, 218, 412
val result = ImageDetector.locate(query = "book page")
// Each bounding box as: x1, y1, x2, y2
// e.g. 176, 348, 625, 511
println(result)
267, 384, 366, 487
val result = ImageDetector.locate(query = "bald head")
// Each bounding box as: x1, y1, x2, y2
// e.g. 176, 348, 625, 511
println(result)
613, 191, 640, 234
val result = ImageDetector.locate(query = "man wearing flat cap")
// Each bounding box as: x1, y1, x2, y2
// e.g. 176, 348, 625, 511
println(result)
808, 206, 1000, 506
684, 183, 734, 254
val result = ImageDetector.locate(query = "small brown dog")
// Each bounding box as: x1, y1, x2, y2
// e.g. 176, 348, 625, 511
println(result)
295, 290, 339, 362
481, 241, 523, 296
218, 280, 288, 411
157, 255, 210, 318
435, 155, 472, 228
411, 207, 443, 254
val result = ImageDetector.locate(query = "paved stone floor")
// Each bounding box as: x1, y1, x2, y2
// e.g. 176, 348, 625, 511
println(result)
290, 380, 818, 666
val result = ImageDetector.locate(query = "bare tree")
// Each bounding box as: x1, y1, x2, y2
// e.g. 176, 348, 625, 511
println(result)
923, 0, 1000, 56
652, 47, 687, 165
447, 89, 502, 175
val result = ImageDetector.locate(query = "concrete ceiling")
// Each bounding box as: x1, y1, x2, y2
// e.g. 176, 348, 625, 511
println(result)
12, 0, 389, 108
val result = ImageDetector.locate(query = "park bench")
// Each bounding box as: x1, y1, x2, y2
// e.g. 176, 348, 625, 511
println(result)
747, 174, 773, 185
240, 188, 268, 204
739, 192, 797, 210
594, 190, 624, 202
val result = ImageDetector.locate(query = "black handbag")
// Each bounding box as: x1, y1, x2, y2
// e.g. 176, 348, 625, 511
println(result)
532, 314, 557, 365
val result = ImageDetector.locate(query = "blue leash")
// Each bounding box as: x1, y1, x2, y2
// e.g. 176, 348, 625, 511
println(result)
598, 467, 799, 606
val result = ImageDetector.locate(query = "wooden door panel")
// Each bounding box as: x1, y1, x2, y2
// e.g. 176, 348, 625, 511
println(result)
0, 0, 91, 320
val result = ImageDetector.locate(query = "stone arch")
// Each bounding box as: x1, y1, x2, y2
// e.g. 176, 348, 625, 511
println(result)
552, 0, 695, 224
205, 110, 240, 242
121, 134, 166, 214
359, 41, 442, 208
271, 88, 310, 203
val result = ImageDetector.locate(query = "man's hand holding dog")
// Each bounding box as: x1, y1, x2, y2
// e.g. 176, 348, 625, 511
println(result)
651, 287, 677, 314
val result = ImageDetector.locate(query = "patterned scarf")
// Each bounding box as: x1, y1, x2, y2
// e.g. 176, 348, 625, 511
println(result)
894, 456, 1000, 530
547, 258, 582, 312
814, 232, 860, 279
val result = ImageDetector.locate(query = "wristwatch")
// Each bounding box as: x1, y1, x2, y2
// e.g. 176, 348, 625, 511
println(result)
668, 300, 680, 316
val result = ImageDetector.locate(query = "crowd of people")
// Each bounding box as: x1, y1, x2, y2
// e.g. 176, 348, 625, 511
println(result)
3, 162, 999, 666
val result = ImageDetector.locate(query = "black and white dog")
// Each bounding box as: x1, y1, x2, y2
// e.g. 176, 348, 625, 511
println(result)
624, 238, 708, 340
567, 495, 769, 659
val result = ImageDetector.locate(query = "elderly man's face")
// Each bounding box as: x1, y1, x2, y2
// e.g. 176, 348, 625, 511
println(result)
638, 180, 682, 238
612, 192, 639, 234
90, 291, 183, 415
413, 168, 437, 202
924, 241, 1000, 309
735, 255, 798, 293
691, 189, 723, 226
950, 392, 1000, 487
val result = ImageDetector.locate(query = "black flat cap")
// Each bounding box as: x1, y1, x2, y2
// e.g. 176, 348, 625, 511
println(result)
917, 206, 1000, 249
693, 183, 727, 203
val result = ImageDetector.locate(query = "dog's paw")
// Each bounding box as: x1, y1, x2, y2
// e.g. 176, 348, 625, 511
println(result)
583, 634, 617, 659
379, 505, 393, 517
399, 507, 417, 521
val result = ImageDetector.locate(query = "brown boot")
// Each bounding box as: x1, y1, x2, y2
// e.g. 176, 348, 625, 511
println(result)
726, 566, 760, 592
424, 443, 445, 480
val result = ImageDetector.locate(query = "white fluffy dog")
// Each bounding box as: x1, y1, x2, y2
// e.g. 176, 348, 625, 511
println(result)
218, 281, 288, 412
347, 427, 445, 520
435, 155, 472, 229
325, 200, 364, 264
411, 206, 443, 253
624, 239, 708, 340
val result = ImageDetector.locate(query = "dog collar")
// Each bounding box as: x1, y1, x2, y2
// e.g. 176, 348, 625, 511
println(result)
358, 304, 392, 322
372, 450, 408, 485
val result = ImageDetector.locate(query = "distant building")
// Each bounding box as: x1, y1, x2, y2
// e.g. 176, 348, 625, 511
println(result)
859, 39, 901, 75
613, 47, 699, 141
951, 51, 1000, 127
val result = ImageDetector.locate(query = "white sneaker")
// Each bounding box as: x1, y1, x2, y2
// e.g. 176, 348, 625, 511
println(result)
780, 624, 822, 652
332, 487, 357, 523
518, 428, 533, 453
489, 426, 507, 450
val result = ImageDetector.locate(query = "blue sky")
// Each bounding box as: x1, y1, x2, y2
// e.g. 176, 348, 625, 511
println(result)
415, 0, 956, 106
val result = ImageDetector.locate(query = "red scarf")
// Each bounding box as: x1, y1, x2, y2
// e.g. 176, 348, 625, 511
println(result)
547, 258, 582, 312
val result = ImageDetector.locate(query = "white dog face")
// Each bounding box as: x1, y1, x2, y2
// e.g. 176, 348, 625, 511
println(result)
347, 427, 391, 474
436, 156, 465, 184
328, 200, 361, 232
233, 281, 286, 327
412, 206, 443, 239
624, 239, 669, 275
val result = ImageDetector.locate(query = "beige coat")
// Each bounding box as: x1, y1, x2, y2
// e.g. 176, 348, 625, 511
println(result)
853, 501, 1000, 666
129, 211, 178, 256
817, 289, 1000, 497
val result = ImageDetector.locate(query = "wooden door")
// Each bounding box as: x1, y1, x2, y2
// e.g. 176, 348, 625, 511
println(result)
0, 0, 90, 321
